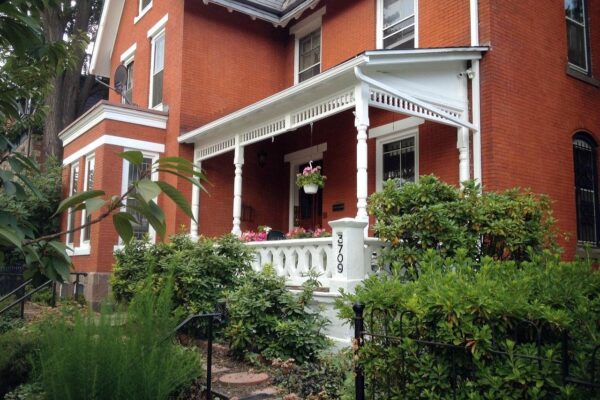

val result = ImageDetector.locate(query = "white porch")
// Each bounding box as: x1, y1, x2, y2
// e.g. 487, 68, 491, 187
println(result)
179, 47, 485, 238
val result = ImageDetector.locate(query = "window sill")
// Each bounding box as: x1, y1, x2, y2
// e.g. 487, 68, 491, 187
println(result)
566, 65, 600, 87
576, 244, 600, 259
67, 246, 91, 257
134, 4, 152, 24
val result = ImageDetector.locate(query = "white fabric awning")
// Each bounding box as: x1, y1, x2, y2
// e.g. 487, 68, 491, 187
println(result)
179, 47, 487, 161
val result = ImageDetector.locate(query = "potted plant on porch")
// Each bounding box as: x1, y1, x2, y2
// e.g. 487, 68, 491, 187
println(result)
296, 164, 326, 194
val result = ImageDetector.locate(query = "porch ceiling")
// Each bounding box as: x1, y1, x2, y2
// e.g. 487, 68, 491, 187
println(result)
179, 47, 487, 162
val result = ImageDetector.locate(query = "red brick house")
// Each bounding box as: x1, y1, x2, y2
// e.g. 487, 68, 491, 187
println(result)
59, 0, 600, 305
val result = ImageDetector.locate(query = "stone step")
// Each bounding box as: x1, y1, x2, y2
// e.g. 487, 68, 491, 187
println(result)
218, 372, 270, 386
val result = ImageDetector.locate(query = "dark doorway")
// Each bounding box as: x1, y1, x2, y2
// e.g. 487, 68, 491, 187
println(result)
295, 160, 323, 230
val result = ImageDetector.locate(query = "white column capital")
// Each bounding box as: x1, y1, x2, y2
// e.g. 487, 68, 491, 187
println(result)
354, 82, 370, 128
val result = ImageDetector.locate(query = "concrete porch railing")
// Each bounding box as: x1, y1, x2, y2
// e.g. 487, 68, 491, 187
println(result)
245, 218, 388, 292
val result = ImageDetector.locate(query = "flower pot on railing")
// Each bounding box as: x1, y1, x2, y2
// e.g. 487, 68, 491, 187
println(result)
303, 183, 319, 194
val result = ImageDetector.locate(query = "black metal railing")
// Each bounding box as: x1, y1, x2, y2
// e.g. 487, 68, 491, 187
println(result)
353, 303, 600, 400
0, 279, 54, 317
164, 312, 228, 400
0, 264, 25, 296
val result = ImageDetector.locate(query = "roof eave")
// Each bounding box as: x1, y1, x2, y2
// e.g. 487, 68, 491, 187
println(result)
90, 0, 126, 77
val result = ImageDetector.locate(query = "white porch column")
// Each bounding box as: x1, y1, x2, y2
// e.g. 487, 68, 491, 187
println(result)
458, 127, 470, 184
190, 155, 201, 239
232, 135, 244, 237
354, 82, 370, 223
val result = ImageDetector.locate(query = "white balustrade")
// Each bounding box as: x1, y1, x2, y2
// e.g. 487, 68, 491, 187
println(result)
245, 219, 388, 293
245, 237, 333, 288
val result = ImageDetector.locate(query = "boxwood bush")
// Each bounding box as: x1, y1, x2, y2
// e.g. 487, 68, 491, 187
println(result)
337, 250, 600, 399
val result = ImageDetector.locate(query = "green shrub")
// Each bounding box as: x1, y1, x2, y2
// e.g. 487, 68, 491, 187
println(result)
111, 234, 254, 315
225, 266, 330, 364
337, 251, 600, 399
0, 328, 39, 397
369, 176, 558, 278
38, 282, 202, 400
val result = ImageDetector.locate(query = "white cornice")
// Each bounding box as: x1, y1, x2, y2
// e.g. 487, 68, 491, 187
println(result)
90, 0, 126, 77
59, 102, 168, 147
63, 135, 165, 166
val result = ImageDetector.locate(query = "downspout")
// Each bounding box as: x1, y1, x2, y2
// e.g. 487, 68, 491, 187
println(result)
354, 66, 477, 131
470, 0, 482, 186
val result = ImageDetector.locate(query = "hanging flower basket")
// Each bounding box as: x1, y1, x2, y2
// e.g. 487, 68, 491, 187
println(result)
296, 164, 326, 194
303, 183, 319, 194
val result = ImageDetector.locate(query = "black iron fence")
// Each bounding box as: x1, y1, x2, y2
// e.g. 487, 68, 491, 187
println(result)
352, 303, 600, 400
0, 264, 25, 296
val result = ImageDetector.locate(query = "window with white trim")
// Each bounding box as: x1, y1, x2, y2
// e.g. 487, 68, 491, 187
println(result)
80, 155, 95, 245
139, 0, 152, 16
375, 129, 418, 191
66, 162, 79, 245
565, 0, 591, 73
378, 0, 416, 49
149, 30, 165, 108
122, 153, 157, 241
573, 132, 599, 246
298, 29, 321, 82
122, 60, 134, 105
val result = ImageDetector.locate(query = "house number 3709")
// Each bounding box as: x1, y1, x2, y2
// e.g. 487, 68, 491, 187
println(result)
336, 233, 344, 273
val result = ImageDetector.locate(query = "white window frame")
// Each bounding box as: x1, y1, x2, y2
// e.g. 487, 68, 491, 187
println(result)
147, 14, 168, 110
370, 118, 422, 191
119, 150, 159, 245
79, 154, 95, 248
284, 143, 327, 229
376, 0, 419, 50
565, 0, 590, 74
134, 0, 152, 24
120, 44, 136, 105
290, 7, 326, 85
66, 162, 80, 246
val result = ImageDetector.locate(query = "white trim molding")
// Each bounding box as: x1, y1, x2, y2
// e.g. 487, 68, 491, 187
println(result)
147, 13, 169, 38
134, 0, 152, 24
374, 125, 420, 192
376, 0, 419, 49
369, 117, 424, 139
59, 101, 168, 147
120, 43, 137, 63
63, 135, 165, 166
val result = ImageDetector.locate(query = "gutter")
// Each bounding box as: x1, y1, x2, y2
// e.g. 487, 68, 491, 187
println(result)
470, 0, 483, 184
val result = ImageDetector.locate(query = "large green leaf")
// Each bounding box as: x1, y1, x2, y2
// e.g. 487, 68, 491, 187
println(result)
55, 189, 105, 215
85, 198, 106, 214
0, 226, 22, 249
113, 212, 135, 244
136, 179, 161, 202
118, 151, 143, 166
156, 181, 195, 221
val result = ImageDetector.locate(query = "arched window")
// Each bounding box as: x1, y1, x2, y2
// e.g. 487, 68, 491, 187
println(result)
573, 133, 599, 245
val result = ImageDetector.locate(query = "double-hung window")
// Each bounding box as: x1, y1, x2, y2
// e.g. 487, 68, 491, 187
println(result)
66, 162, 79, 245
565, 0, 590, 73
122, 153, 157, 241
80, 155, 95, 246
378, 0, 416, 49
150, 31, 165, 108
122, 61, 134, 104
298, 29, 321, 83
573, 133, 599, 246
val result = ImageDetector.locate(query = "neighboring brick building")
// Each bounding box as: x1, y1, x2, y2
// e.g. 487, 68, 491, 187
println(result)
59, 0, 600, 302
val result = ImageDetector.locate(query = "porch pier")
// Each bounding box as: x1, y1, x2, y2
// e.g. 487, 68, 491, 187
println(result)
232, 135, 244, 236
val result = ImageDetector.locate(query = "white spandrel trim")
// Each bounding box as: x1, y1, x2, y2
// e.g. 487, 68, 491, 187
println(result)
59, 102, 168, 146
63, 135, 165, 166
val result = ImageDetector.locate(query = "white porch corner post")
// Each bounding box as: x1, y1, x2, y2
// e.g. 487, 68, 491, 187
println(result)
458, 127, 470, 185
328, 218, 368, 293
354, 82, 370, 224
232, 135, 244, 237
190, 155, 201, 239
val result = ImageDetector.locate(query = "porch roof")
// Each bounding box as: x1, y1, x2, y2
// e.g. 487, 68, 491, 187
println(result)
201, 0, 321, 26
179, 47, 487, 161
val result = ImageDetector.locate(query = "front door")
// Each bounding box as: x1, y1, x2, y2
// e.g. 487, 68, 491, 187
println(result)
295, 160, 323, 230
